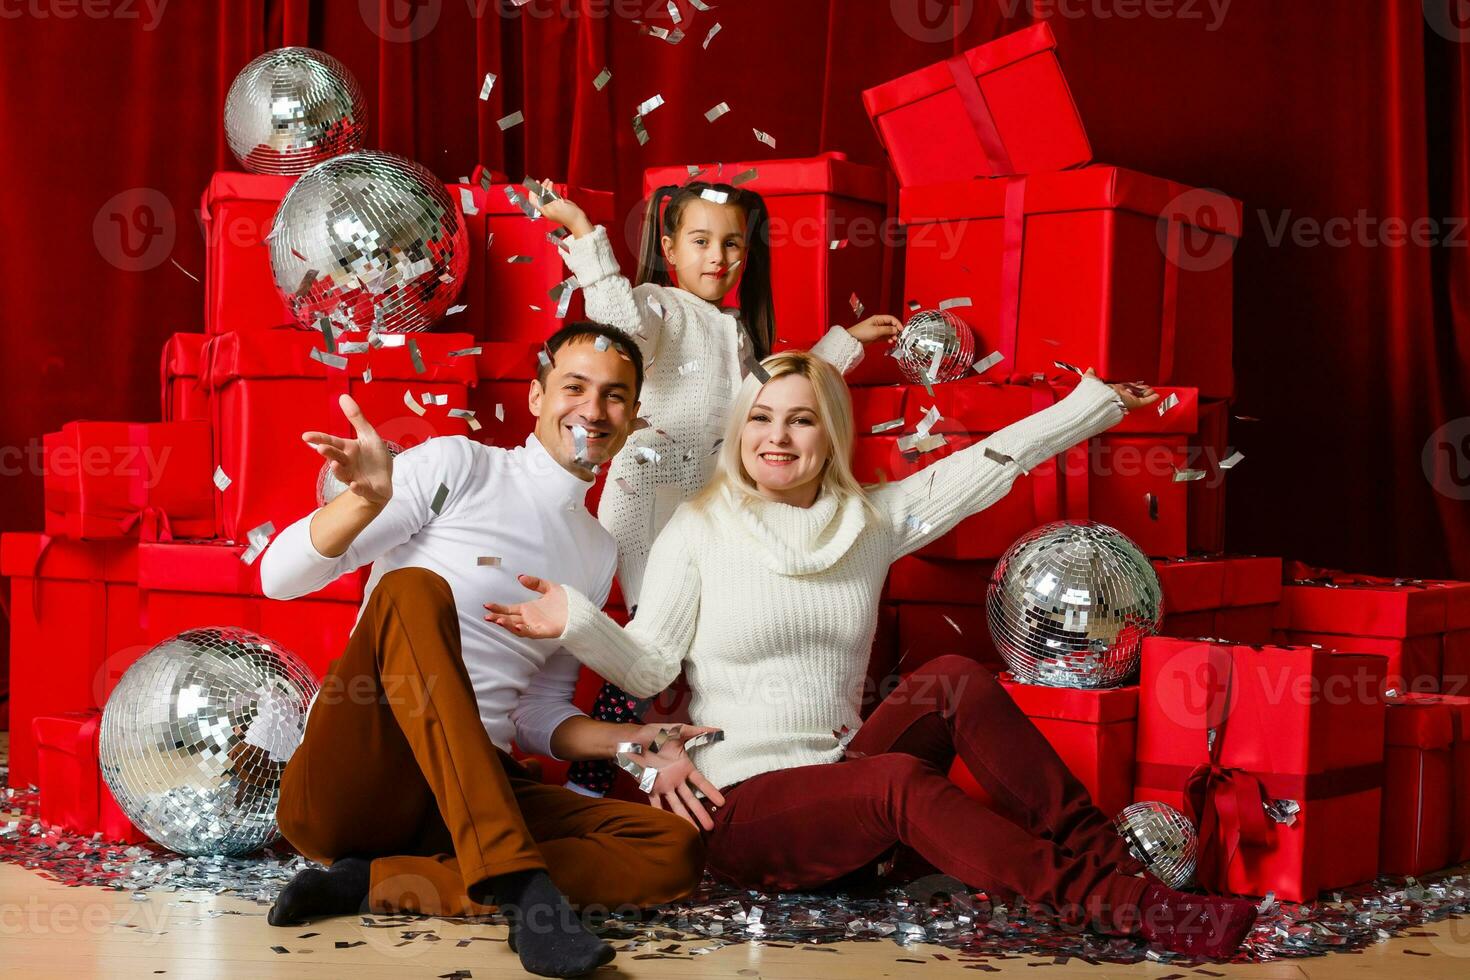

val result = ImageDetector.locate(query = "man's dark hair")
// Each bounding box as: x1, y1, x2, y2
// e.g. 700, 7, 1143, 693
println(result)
535, 321, 645, 398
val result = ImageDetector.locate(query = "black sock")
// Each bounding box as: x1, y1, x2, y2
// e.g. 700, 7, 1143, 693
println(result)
488, 868, 614, 978
267, 857, 371, 927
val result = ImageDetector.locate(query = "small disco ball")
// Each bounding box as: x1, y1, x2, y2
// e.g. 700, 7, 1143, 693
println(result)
224, 47, 367, 175
316, 440, 404, 507
894, 309, 976, 385
268, 150, 469, 334
1115, 801, 1198, 888
99, 627, 319, 857
986, 521, 1162, 688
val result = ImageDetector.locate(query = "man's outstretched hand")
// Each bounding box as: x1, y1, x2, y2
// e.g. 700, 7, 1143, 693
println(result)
302, 394, 395, 506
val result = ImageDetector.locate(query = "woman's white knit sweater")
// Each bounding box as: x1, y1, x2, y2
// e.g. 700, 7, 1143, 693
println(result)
555, 375, 1128, 791
562, 225, 864, 606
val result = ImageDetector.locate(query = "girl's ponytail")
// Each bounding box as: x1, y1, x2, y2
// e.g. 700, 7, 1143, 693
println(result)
633, 185, 677, 287
737, 191, 775, 359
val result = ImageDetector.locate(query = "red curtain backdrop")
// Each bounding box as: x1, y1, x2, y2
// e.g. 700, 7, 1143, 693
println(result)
0, 0, 1467, 586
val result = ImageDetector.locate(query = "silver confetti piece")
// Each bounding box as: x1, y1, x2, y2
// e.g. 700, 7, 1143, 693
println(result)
938, 296, 972, 311
478, 72, 496, 100
550, 275, 578, 318
317, 315, 337, 353
1157, 392, 1180, 416
212, 466, 231, 492
1220, 450, 1245, 469
730, 167, 758, 186
503, 184, 538, 220
689, 0, 713, 8
871, 417, 904, 434
915, 405, 941, 437
1053, 359, 1083, 375
496, 110, 524, 131
294, 268, 320, 297
942, 615, 962, 635
429, 483, 449, 515
495, 404, 505, 422
169, 259, 200, 283
636, 93, 665, 116
507, 254, 533, 263
829, 239, 848, 249
616, 477, 637, 495
646, 296, 665, 319
458, 186, 478, 216
700, 187, 730, 203
377, 333, 407, 348
309, 348, 348, 370
403, 390, 426, 416
702, 22, 721, 47
705, 102, 730, 123
972, 350, 1005, 374
408, 339, 425, 374
849, 292, 865, 319
678, 360, 701, 376
633, 446, 660, 465
362, 367, 372, 383
632, 113, 651, 146
594, 334, 611, 352
667, 0, 680, 23
537, 349, 551, 369
1172, 467, 1207, 482
477, 556, 502, 567
752, 127, 776, 148
571, 424, 591, 467
445, 304, 467, 317
593, 67, 611, 90
447, 346, 482, 357
983, 447, 1015, 466
448, 408, 481, 431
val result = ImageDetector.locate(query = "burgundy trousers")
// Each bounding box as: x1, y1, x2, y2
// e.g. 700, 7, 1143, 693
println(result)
704, 655, 1149, 933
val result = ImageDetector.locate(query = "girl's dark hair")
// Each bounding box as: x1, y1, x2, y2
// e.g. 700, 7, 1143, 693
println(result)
633, 181, 775, 359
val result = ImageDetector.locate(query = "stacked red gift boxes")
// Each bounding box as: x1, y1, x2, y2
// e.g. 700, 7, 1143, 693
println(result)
6, 23, 1470, 900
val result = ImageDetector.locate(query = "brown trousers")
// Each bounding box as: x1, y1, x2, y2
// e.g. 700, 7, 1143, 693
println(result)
276, 566, 704, 916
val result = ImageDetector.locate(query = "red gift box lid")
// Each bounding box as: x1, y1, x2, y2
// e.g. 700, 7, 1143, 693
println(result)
644, 151, 889, 204
203, 330, 480, 386
1385, 695, 1457, 750
201, 171, 297, 212
898, 166, 1242, 237
474, 341, 544, 382
161, 332, 206, 381
900, 377, 1057, 432
1152, 555, 1283, 613
138, 540, 364, 602
1000, 674, 1138, 724
0, 532, 137, 583
862, 22, 1062, 116
33, 711, 100, 754
1281, 582, 1451, 638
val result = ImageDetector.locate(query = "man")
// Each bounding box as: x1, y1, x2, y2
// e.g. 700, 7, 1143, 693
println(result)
259, 322, 718, 979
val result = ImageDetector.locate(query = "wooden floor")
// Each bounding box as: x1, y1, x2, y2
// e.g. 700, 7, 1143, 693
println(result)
5, 732, 1470, 978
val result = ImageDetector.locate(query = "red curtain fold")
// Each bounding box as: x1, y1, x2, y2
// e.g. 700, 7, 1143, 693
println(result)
0, 0, 1466, 591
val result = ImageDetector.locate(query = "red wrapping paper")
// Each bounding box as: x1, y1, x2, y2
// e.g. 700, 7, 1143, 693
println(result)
137, 540, 365, 681
1379, 694, 1457, 876
1444, 630, 1470, 698
1153, 555, 1282, 643
1, 533, 143, 788
1133, 637, 1387, 901
459, 169, 610, 342
1288, 631, 1443, 696
886, 556, 995, 605
862, 22, 1092, 185
33, 711, 146, 843
465, 341, 541, 450
201, 330, 477, 542
43, 421, 215, 541
899, 167, 1240, 399
849, 385, 906, 437
645, 152, 895, 350
160, 332, 209, 422
1445, 696, 1470, 863
1279, 569, 1470, 638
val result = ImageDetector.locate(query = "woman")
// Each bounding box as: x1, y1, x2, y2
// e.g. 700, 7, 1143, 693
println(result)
485, 353, 1260, 958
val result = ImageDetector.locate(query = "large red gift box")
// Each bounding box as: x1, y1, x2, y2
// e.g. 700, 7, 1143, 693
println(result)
1153, 555, 1282, 644
896, 603, 1002, 674
138, 540, 365, 681
201, 330, 478, 542
887, 555, 994, 605
862, 22, 1091, 185
1, 533, 145, 788
43, 421, 215, 542
1291, 632, 1443, 697
1133, 637, 1387, 901
33, 712, 146, 843
645, 152, 895, 349
849, 385, 907, 437
160, 333, 209, 422
460, 168, 611, 342
1378, 694, 1462, 876
899, 167, 1241, 399
851, 379, 1086, 558
466, 341, 542, 450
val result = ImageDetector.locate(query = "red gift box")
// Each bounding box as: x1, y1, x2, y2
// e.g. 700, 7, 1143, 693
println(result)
887, 556, 995, 605
1, 533, 144, 788
138, 540, 365, 681
1287, 631, 1443, 696
202, 172, 296, 335
465, 341, 541, 450
1279, 568, 1470, 638
849, 385, 907, 436
862, 22, 1091, 185
1444, 630, 1470, 697
160, 332, 209, 422
645, 152, 895, 350
899, 167, 1241, 400
43, 421, 215, 542
1153, 555, 1282, 644
1378, 694, 1459, 876
1133, 637, 1387, 901
460, 169, 611, 342
33, 712, 146, 843
201, 330, 478, 541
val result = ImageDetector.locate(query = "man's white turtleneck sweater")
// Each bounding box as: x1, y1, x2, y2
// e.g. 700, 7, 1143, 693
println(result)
552, 376, 1128, 791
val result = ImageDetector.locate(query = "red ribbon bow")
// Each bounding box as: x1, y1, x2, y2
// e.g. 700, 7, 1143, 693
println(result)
1183, 761, 1272, 891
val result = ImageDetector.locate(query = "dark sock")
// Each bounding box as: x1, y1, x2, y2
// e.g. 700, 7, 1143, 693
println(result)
1135, 875, 1259, 959
267, 857, 371, 926
487, 868, 614, 978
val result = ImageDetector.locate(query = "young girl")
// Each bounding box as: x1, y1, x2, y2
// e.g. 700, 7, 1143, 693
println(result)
540, 181, 900, 796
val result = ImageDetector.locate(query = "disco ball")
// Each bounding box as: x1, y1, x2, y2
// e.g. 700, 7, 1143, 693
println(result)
224, 47, 367, 175
99, 628, 319, 857
316, 440, 404, 507
1114, 801, 1198, 888
268, 150, 469, 334
894, 309, 976, 385
986, 521, 1162, 688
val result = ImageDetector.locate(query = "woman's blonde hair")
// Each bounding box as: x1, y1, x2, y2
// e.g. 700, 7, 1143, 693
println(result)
693, 350, 878, 517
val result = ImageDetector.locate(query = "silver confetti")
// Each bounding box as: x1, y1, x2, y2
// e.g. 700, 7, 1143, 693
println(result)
429, 483, 449, 515
678, 360, 701, 376
507, 254, 533, 263
616, 477, 637, 495
447, 346, 482, 357
408, 339, 425, 374
636, 93, 665, 116
477, 556, 502, 567
212, 466, 231, 492
983, 447, 1015, 467
1053, 359, 1083, 375
849, 291, 865, 319
752, 127, 776, 148
1172, 467, 1208, 482
403, 390, 426, 416
972, 350, 1005, 374
1220, 450, 1245, 469
496, 110, 524, 131
478, 72, 496, 100
700, 187, 730, 204
871, 417, 904, 434
448, 408, 481, 431
730, 167, 758, 186
702, 22, 722, 48
633, 446, 660, 465
308, 348, 347, 370
571, 424, 591, 468
593, 67, 612, 91
705, 101, 730, 123
1157, 392, 1180, 416
938, 296, 972, 311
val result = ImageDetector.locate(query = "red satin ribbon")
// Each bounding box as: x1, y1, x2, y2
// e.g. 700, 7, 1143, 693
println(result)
117, 506, 175, 544
997, 177, 1028, 366
1158, 217, 1181, 384
944, 55, 1014, 176
1184, 762, 1272, 889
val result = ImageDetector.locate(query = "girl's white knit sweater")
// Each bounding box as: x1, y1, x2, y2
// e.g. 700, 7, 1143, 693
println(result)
554, 375, 1128, 791
562, 225, 864, 607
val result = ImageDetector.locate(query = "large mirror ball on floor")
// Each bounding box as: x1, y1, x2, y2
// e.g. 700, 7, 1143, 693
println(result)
224, 47, 368, 175
268, 150, 471, 334
987, 521, 1164, 688
99, 628, 320, 857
